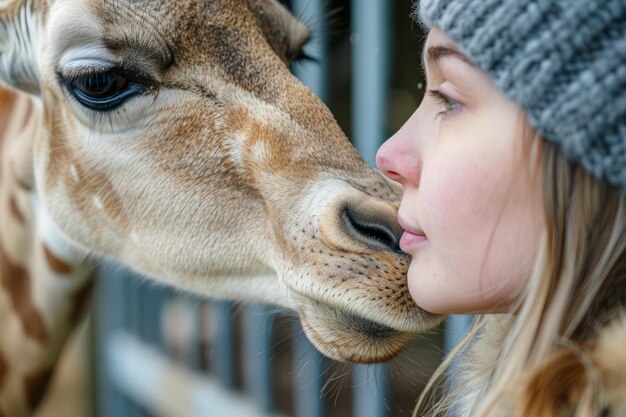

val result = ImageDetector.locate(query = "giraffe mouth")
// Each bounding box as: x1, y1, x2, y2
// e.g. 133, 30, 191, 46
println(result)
298, 302, 415, 363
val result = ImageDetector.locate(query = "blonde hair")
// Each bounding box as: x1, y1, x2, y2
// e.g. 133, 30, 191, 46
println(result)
414, 140, 626, 417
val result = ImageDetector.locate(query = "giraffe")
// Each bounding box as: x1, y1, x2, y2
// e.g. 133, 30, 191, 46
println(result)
0, 0, 443, 415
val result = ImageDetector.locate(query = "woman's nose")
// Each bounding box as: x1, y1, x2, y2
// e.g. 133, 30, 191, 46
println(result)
376, 138, 404, 183
376, 130, 421, 187
376, 107, 426, 187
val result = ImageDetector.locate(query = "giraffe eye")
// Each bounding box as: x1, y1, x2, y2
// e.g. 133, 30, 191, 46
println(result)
73, 71, 127, 99
60, 69, 148, 111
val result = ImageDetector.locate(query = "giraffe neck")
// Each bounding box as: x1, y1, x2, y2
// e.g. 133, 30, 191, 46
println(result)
0, 88, 94, 416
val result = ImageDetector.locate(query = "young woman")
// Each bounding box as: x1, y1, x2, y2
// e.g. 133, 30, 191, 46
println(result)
376, 1, 626, 416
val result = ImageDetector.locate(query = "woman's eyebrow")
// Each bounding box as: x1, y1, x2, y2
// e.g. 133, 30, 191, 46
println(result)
422, 45, 475, 69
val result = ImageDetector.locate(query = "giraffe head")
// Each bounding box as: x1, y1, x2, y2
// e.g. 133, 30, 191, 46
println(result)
0, 0, 442, 363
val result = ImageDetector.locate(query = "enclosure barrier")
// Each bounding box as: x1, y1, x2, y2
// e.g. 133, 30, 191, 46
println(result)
94, 1, 471, 416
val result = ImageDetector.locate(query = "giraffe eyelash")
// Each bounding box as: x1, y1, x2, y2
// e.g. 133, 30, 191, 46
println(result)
58, 66, 155, 112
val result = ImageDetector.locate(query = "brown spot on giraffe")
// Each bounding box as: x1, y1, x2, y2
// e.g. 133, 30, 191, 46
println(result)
9, 194, 25, 224
0, 88, 16, 138
70, 164, 131, 231
0, 244, 48, 343
69, 279, 94, 326
23, 368, 53, 410
42, 244, 73, 275
0, 350, 7, 392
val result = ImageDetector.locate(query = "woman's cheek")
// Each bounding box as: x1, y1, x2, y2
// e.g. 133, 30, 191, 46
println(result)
421, 153, 492, 254
408, 154, 503, 312
404, 165, 462, 311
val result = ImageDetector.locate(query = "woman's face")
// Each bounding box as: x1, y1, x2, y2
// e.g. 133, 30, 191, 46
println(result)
376, 28, 544, 314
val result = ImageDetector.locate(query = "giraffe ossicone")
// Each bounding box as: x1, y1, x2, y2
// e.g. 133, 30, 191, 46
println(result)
0, 0, 443, 414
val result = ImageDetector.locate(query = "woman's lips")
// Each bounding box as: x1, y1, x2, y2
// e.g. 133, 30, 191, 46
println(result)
400, 230, 428, 253
397, 216, 427, 252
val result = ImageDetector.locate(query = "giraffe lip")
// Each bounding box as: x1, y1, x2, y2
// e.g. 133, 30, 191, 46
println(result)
286, 281, 441, 333
336, 310, 401, 339
298, 302, 413, 363
289, 289, 401, 332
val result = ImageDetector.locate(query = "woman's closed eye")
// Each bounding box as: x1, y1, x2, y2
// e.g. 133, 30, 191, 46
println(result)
428, 89, 460, 118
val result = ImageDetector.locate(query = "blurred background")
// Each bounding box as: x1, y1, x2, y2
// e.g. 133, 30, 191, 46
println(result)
34, 1, 471, 416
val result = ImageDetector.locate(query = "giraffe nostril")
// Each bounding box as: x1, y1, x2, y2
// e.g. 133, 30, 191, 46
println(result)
341, 204, 403, 254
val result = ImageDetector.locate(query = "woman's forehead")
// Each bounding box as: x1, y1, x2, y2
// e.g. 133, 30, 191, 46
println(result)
423, 28, 474, 71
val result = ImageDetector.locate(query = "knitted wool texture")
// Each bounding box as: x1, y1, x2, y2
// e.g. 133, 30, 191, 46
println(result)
418, 0, 626, 188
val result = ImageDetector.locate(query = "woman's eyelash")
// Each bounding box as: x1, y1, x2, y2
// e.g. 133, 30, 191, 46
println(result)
428, 89, 460, 117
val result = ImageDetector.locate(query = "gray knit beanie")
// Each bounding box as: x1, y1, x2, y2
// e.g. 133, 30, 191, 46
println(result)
417, 0, 626, 189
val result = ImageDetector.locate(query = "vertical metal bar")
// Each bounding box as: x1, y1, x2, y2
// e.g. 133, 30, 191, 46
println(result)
445, 315, 473, 417
209, 300, 237, 388
444, 315, 473, 353
94, 265, 133, 417
351, 2, 391, 417
128, 273, 153, 417
290, 1, 329, 416
353, 365, 390, 417
351, 0, 390, 165
293, 322, 327, 417
291, 0, 328, 103
242, 304, 275, 412
184, 295, 203, 370
140, 285, 169, 348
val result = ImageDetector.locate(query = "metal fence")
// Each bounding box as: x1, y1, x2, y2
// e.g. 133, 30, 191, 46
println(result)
92, 1, 471, 416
